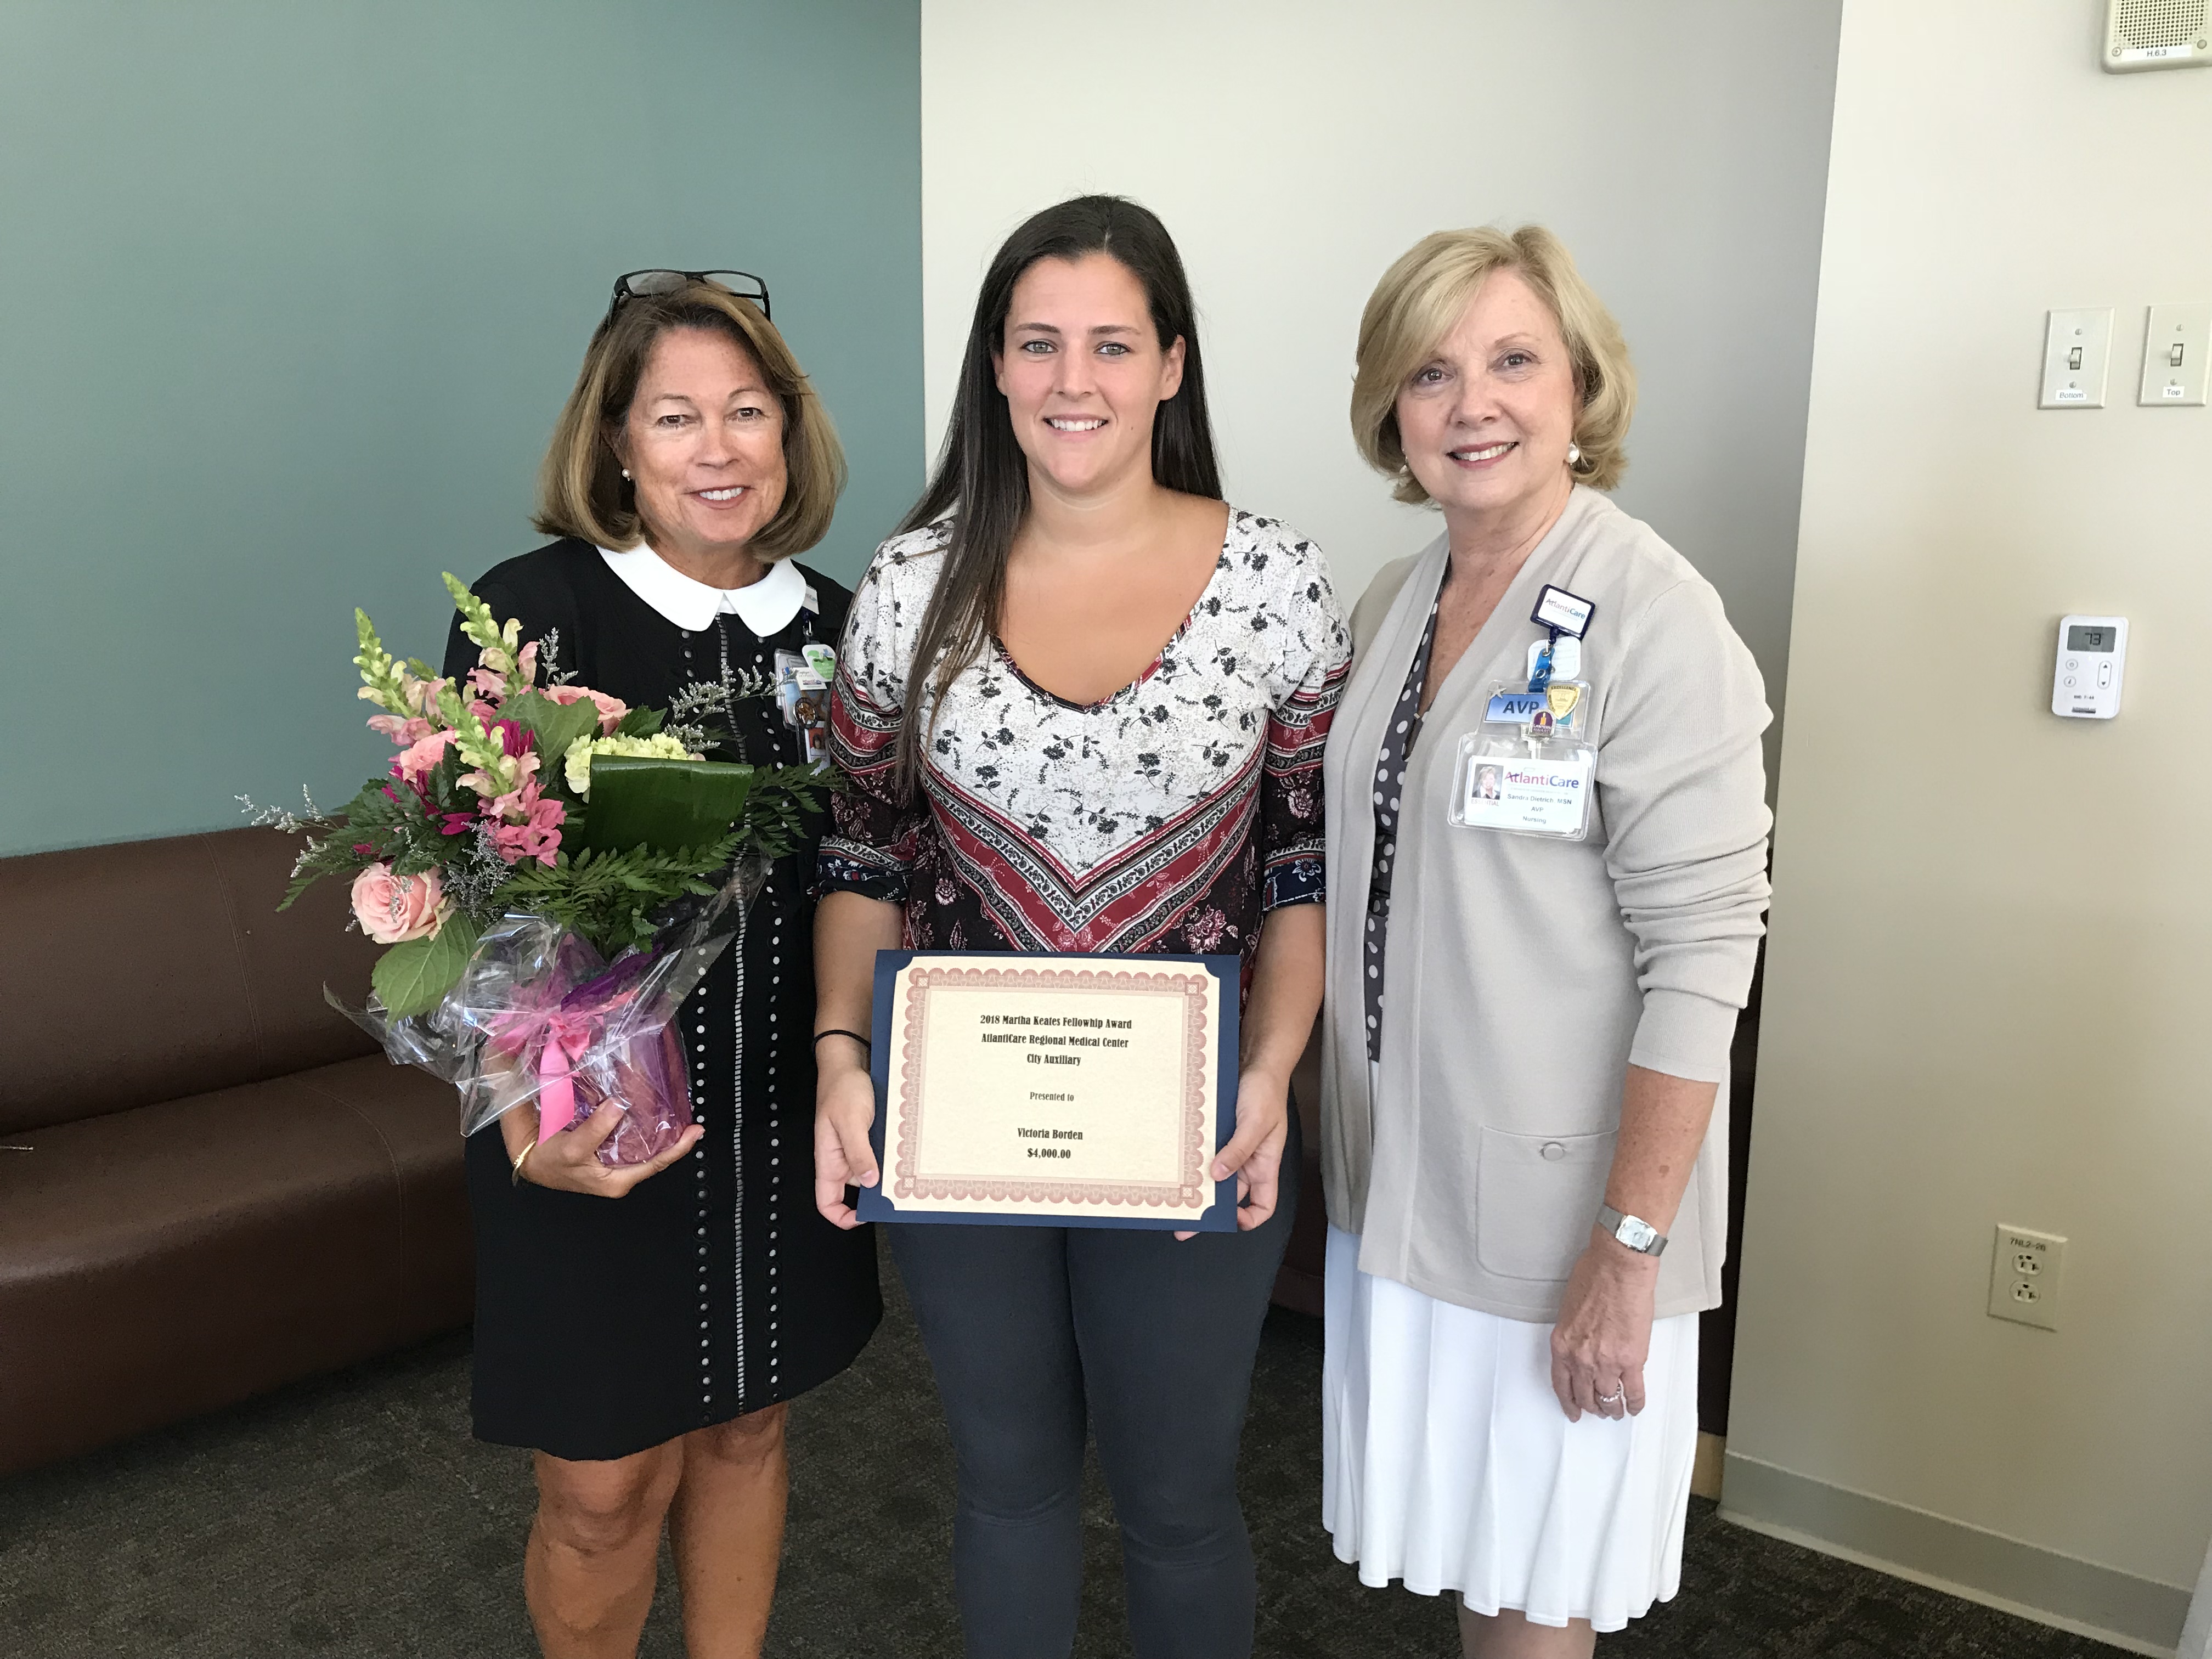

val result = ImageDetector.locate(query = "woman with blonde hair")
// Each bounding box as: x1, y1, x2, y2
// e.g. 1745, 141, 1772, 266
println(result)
1319, 227, 1771, 1654
447, 271, 879, 1658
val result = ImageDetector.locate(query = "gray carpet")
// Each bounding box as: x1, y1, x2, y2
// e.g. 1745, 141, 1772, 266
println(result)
0, 1243, 2130, 1658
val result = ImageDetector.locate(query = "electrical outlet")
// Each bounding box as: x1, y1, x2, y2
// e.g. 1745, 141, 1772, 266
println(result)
1988, 1225, 2066, 1331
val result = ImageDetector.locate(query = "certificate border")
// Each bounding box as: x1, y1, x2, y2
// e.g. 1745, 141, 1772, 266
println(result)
897, 966, 1209, 1207
859, 950, 1242, 1231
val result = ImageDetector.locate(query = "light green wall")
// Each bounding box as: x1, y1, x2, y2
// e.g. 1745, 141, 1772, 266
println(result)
0, 1, 921, 856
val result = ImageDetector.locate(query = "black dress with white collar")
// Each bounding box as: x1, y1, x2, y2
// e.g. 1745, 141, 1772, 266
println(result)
444, 538, 879, 1459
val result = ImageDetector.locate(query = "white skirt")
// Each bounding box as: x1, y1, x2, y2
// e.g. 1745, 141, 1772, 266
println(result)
1322, 1227, 1699, 1633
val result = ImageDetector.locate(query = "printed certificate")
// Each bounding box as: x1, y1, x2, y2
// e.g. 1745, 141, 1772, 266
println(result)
858, 951, 1241, 1231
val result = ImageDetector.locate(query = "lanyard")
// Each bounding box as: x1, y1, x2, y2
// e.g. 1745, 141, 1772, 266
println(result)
1527, 628, 1562, 696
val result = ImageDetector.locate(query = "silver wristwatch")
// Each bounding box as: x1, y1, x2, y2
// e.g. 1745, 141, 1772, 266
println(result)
1596, 1204, 1668, 1256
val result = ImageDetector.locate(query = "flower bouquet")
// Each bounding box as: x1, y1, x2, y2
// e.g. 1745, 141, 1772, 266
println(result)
261, 574, 834, 1164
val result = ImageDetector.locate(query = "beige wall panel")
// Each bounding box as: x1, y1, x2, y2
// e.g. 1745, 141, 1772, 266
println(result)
1734, 0, 2212, 1598
920, 0, 1841, 774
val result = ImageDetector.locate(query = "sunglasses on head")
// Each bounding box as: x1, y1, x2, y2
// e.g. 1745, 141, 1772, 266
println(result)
606, 269, 771, 323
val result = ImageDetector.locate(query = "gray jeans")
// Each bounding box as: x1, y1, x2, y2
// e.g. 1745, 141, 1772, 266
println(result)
887, 1141, 1297, 1659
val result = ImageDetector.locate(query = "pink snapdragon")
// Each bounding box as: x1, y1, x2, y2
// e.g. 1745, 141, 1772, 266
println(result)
469, 716, 566, 864
490, 780, 566, 866
366, 713, 433, 744
459, 721, 539, 803
543, 684, 629, 735
477, 753, 544, 822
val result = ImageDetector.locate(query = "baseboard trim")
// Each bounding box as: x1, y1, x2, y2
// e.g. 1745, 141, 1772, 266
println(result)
1719, 1451, 2188, 1657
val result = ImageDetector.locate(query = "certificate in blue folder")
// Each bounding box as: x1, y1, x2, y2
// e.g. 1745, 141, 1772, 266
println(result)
857, 950, 1242, 1231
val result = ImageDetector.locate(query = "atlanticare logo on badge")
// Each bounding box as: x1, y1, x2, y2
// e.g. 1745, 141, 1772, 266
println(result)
1503, 767, 1582, 789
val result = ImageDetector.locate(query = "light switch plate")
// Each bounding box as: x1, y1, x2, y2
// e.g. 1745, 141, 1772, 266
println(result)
1989, 1224, 2066, 1331
2041, 309, 2113, 408
2139, 304, 2211, 405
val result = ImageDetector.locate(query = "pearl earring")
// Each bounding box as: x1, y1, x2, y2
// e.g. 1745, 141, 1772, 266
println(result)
1567, 443, 1583, 468
620, 469, 631, 479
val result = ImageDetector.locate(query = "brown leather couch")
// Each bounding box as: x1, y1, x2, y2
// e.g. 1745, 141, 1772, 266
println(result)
0, 827, 471, 1479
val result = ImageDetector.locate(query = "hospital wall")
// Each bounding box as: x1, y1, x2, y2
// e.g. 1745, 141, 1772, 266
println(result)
0, 0, 922, 857
1724, 2, 2212, 1651
918, 0, 1843, 787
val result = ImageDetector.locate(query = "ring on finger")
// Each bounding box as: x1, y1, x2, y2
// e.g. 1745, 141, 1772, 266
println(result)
1596, 1385, 1626, 1406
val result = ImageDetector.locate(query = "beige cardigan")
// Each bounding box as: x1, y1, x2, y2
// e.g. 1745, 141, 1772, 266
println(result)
1320, 487, 1771, 1322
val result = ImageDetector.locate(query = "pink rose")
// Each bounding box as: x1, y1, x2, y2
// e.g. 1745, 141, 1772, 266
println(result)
391, 729, 455, 787
350, 864, 452, 944
544, 683, 629, 734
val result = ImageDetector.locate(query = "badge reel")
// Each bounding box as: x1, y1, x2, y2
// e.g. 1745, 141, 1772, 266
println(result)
1448, 585, 1598, 842
774, 647, 833, 765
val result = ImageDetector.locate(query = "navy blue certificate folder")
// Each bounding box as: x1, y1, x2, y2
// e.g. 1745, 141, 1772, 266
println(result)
857, 950, 1242, 1231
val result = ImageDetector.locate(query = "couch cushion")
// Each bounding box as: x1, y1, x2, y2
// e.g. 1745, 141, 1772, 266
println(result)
0, 1054, 471, 1476
205, 825, 387, 1083
0, 827, 381, 1134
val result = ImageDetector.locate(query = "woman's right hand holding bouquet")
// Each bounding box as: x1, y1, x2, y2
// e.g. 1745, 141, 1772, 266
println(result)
502, 1101, 702, 1197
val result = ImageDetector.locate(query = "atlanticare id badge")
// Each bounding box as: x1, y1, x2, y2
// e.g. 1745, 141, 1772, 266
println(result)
1448, 677, 1598, 841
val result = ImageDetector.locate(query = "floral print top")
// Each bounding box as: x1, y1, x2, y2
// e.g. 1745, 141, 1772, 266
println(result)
819, 510, 1351, 980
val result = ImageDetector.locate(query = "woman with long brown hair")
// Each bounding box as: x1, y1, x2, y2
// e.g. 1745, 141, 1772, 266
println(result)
812, 197, 1348, 1658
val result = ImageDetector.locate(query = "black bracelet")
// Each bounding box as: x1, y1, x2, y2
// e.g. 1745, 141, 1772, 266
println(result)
814, 1028, 872, 1051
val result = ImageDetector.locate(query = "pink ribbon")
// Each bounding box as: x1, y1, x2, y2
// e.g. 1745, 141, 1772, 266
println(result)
532, 1014, 593, 1139
488, 1006, 596, 1141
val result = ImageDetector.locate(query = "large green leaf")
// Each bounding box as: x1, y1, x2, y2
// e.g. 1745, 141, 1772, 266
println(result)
581, 758, 757, 855
498, 690, 603, 777
370, 915, 481, 1018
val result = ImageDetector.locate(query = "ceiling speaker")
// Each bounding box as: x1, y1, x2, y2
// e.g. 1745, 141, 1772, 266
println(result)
2103, 0, 2210, 70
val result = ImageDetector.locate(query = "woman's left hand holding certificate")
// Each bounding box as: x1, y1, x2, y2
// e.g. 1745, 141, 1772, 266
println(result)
1176, 900, 1318, 1237
814, 890, 904, 1228
1182, 1063, 1286, 1240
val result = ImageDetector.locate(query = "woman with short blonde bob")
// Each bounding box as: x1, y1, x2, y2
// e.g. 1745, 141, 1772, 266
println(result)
1318, 227, 1771, 1654
448, 272, 879, 1659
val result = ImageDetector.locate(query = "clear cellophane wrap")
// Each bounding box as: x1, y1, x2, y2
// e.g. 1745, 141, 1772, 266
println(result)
335, 856, 768, 1166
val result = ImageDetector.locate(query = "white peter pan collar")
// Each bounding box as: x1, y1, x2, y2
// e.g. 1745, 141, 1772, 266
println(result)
598, 544, 809, 635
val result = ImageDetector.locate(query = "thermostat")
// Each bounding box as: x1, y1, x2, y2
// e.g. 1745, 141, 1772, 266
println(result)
2051, 616, 2128, 719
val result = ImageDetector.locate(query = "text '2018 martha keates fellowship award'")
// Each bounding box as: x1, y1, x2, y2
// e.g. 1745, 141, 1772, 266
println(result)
859, 952, 1242, 1231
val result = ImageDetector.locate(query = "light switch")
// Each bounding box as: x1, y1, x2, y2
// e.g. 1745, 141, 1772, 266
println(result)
2138, 304, 2211, 406
2040, 309, 2112, 408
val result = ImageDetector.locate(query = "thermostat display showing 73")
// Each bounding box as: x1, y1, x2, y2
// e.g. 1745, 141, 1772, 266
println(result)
2050, 615, 2128, 720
